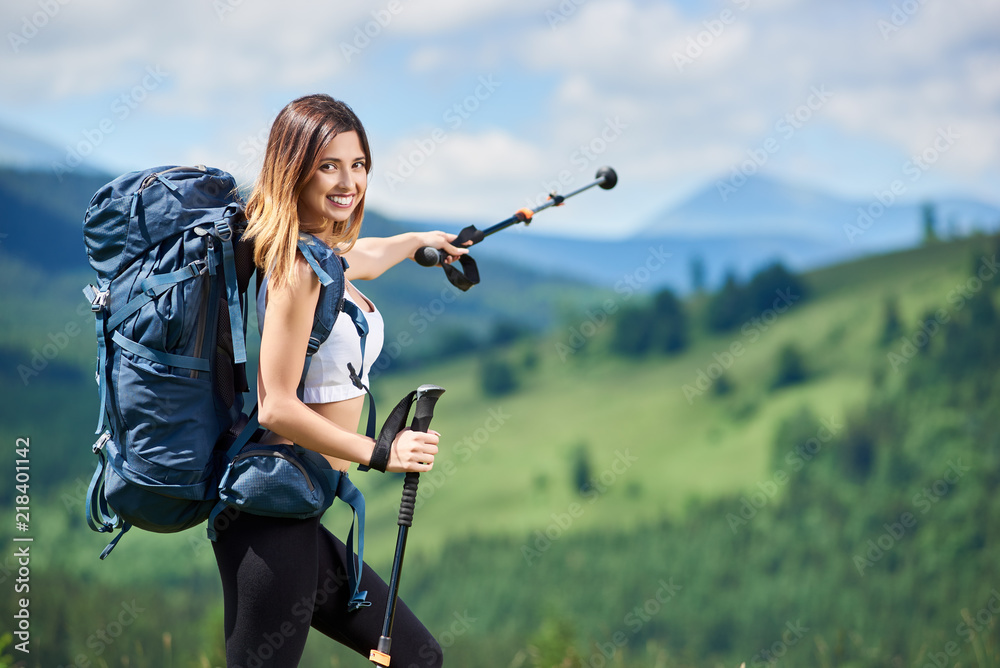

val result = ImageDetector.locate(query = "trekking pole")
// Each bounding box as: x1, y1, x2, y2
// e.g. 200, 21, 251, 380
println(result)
369, 384, 446, 667
412, 166, 618, 289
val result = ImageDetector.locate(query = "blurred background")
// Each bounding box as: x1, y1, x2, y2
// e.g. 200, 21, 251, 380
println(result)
1, 0, 999, 666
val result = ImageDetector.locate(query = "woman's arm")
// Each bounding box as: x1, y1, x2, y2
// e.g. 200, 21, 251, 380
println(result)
257, 255, 438, 472
344, 231, 467, 280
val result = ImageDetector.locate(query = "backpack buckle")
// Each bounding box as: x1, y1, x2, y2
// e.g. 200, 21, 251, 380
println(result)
215, 219, 233, 242
306, 336, 321, 355
90, 289, 109, 313
92, 432, 111, 454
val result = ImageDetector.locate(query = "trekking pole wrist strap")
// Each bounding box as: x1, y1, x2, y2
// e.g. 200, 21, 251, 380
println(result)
358, 390, 418, 473
366, 437, 391, 474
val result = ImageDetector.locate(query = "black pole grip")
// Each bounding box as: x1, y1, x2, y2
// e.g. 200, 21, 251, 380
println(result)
398, 472, 419, 527
414, 246, 443, 267
410, 384, 444, 433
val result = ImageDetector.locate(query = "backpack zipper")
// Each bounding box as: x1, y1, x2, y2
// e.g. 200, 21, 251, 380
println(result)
231, 449, 315, 492
138, 165, 207, 193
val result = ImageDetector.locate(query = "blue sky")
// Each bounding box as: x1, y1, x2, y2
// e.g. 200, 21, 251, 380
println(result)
1, 0, 996, 238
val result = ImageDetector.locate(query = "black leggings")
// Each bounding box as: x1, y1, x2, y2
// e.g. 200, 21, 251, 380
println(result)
212, 510, 443, 667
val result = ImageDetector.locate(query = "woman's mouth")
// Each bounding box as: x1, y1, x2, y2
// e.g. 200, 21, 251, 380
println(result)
327, 194, 354, 207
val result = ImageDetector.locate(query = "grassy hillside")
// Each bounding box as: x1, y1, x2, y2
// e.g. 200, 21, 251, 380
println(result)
1, 233, 997, 667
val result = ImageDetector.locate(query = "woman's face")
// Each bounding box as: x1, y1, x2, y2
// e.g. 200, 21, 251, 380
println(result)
297, 130, 368, 230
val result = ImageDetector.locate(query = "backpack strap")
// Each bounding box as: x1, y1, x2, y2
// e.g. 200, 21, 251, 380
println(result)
104, 261, 207, 331
111, 332, 210, 371
85, 432, 118, 532
334, 471, 371, 611
215, 214, 247, 365
85, 431, 133, 560
296, 236, 378, 441
83, 285, 111, 434
342, 300, 377, 441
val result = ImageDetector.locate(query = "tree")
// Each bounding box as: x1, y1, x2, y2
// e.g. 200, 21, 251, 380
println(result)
650, 288, 688, 353
571, 442, 593, 494
690, 255, 707, 294
880, 296, 902, 347
745, 261, 808, 315
771, 343, 808, 389
921, 202, 939, 245
705, 272, 745, 332
479, 355, 519, 396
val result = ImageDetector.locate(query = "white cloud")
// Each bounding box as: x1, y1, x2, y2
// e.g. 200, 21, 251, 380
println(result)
1, 0, 997, 236
369, 129, 549, 221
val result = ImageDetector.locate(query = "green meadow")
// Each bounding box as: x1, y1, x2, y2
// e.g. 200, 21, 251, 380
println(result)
2, 233, 999, 667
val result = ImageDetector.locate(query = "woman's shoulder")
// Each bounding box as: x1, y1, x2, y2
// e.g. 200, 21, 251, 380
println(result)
267, 251, 320, 300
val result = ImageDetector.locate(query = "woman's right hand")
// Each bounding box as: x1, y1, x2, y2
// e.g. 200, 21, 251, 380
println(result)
387, 428, 439, 472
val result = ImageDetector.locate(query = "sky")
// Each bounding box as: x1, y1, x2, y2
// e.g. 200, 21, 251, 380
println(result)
1, 0, 997, 239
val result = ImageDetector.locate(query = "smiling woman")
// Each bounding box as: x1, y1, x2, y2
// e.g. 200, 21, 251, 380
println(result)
297, 132, 368, 229
212, 94, 468, 668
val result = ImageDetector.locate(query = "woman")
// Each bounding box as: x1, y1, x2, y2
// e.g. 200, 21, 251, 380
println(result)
212, 94, 465, 667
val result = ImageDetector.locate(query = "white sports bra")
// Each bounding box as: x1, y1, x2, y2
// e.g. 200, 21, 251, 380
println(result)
257, 276, 385, 404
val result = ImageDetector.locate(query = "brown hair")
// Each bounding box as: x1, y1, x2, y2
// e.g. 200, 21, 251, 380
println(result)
243, 94, 372, 289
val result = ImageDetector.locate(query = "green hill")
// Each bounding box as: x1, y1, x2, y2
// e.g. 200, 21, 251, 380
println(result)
1, 232, 998, 667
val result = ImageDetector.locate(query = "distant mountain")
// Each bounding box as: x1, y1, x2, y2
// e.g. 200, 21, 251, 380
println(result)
0, 167, 111, 274
415, 175, 1000, 293
638, 175, 1000, 248
640, 175, 854, 240
0, 125, 103, 174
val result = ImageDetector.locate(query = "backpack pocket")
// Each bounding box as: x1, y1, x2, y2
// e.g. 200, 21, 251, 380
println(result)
217, 443, 334, 519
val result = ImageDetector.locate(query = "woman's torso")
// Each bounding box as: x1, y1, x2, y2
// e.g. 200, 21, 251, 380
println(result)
257, 277, 384, 472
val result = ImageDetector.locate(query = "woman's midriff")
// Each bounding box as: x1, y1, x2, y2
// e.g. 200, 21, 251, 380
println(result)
257, 394, 367, 472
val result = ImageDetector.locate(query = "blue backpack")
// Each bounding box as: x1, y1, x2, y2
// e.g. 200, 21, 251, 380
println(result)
82, 165, 378, 563
82, 165, 256, 557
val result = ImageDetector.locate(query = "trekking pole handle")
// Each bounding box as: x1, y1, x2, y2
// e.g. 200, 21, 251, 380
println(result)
410, 383, 445, 433
413, 166, 617, 267
395, 384, 444, 527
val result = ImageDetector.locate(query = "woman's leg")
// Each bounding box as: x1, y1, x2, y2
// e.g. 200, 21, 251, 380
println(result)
307, 523, 444, 667
212, 511, 321, 667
